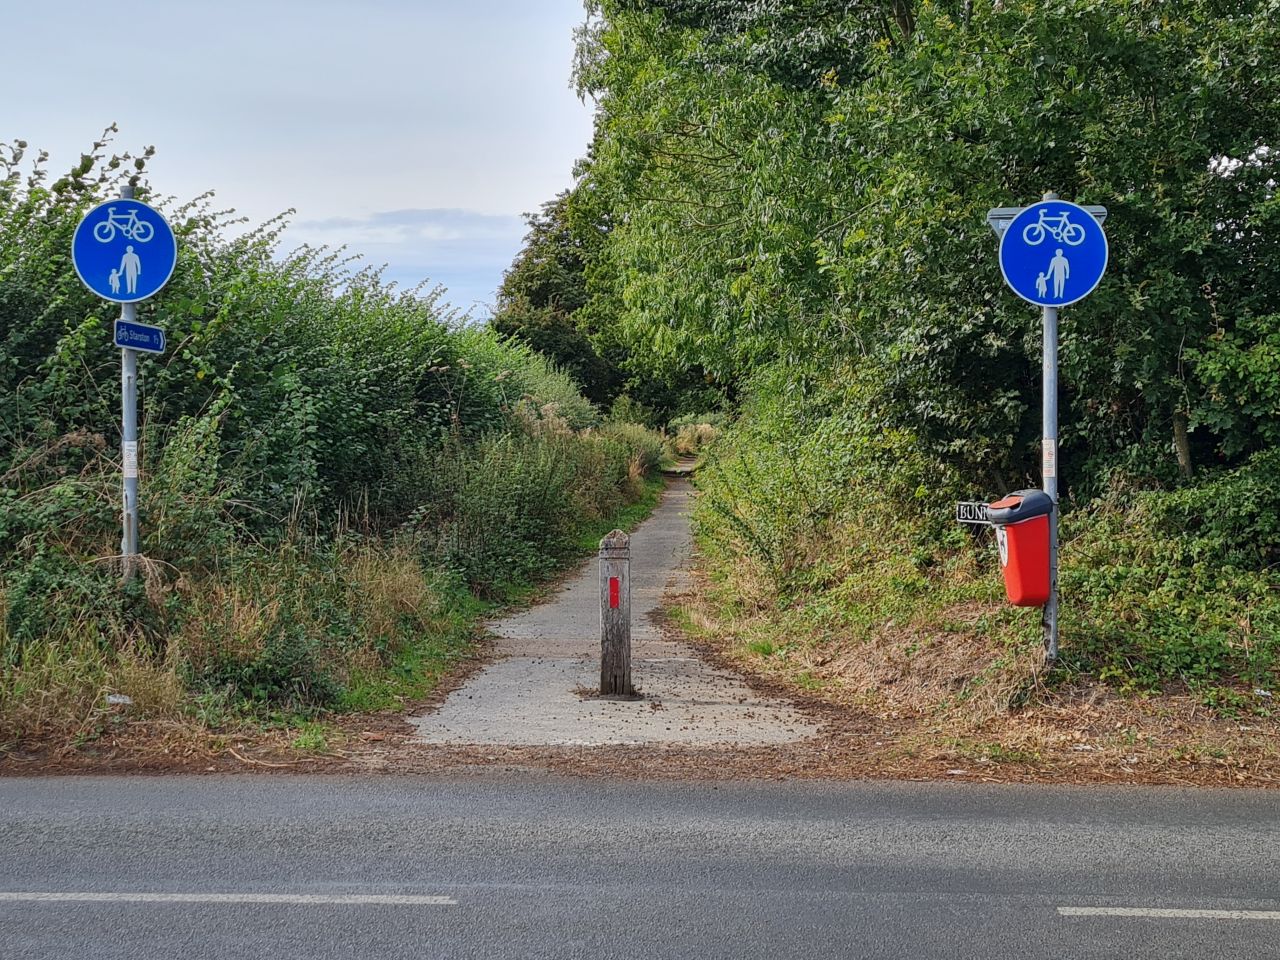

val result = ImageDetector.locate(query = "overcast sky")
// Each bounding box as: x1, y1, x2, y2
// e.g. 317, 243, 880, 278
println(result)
7, 0, 595, 315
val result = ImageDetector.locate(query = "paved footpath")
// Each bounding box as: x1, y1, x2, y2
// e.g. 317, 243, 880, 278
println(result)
411, 478, 821, 746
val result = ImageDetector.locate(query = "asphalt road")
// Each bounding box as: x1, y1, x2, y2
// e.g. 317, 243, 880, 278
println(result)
1, 774, 1278, 959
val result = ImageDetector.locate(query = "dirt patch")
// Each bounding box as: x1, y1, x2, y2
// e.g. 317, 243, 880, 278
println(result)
573, 685, 646, 702
648, 576, 1280, 787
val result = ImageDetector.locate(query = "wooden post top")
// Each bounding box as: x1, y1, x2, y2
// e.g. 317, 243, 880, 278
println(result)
599, 529, 630, 558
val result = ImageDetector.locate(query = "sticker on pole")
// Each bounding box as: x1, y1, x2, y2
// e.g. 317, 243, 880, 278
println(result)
998, 200, 1107, 308
71, 199, 177, 304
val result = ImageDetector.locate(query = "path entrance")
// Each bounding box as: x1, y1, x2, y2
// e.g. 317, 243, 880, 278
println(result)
410, 480, 820, 747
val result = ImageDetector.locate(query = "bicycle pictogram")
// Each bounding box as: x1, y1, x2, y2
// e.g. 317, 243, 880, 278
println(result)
92, 207, 155, 244
1022, 208, 1085, 247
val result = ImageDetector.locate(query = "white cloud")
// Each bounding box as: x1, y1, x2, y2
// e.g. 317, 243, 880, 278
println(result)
294, 208, 524, 245
287, 208, 528, 314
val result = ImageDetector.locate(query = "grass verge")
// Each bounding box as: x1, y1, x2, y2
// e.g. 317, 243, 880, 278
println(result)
676, 553, 1280, 786
0, 476, 670, 768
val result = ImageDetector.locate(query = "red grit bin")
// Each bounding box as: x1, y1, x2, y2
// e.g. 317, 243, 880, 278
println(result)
987, 490, 1054, 607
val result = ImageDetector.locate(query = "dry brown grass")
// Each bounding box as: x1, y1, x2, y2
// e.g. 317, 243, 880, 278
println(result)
0, 430, 106, 486
171, 539, 443, 689
110, 647, 186, 718
340, 542, 442, 677
622, 454, 647, 500
678, 571, 1280, 784
819, 621, 1045, 720
0, 632, 109, 750
674, 423, 718, 456
2, 535, 453, 761
172, 577, 282, 679
689, 500, 1045, 724
0, 626, 189, 755
511, 398, 573, 438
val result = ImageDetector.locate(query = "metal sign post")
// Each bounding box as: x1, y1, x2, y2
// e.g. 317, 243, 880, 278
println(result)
989, 193, 1108, 661
121, 294, 140, 578
1042, 300, 1059, 659
71, 185, 177, 580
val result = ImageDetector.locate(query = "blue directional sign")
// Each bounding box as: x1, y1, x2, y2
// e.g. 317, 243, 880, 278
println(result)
71, 199, 177, 304
114, 318, 166, 354
998, 199, 1107, 308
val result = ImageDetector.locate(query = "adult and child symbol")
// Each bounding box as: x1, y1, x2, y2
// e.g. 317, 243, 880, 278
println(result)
1035, 248, 1070, 300
107, 246, 142, 296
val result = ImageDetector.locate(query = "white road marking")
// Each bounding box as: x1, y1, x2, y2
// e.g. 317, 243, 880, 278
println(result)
0, 892, 456, 906
1060, 907, 1280, 921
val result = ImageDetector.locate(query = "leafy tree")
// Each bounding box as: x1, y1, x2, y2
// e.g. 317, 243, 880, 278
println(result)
491, 193, 621, 405
573, 0, 1280, 493
492, 185, 729, 419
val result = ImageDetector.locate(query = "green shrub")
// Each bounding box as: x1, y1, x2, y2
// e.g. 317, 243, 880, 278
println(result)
696, 366, 952, 601
406, 421, 664, 597
1064, 450, 1280, 690
609, 394, 658, 427
597, 421, 666, 474
696, 365, 1278, 702
429, 434, 581, 594
452, 326, 599, 431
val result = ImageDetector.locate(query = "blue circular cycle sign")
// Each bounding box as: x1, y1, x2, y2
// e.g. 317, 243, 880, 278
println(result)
71, 198, 177, 304
998, 199, 1107, 308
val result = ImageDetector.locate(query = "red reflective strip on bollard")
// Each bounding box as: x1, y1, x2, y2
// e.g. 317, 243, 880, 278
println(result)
609, 577, 620, 609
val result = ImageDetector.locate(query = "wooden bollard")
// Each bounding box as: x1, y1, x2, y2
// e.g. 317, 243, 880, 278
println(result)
599, 529, 633, 696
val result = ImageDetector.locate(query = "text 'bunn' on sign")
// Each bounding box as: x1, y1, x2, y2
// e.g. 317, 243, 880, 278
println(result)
955, 501, 991, 525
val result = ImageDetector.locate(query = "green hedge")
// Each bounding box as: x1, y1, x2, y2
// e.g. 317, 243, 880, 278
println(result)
0, 139, 666, 744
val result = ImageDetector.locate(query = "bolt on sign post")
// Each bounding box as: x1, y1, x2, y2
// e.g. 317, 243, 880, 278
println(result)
71, 185, 177, 580
988, 193, 1108, 661
599, 529, 633, 696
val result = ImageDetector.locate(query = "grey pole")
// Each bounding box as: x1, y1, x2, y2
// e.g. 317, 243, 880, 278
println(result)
1041, 190, 1060, 661
1042, 303, 1060, 661
119, 183, 139, 581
